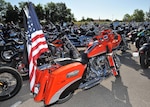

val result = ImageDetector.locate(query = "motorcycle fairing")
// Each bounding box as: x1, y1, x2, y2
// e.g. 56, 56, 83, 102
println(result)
85, 30, 121, 58
85, 41, 107, 58
34, 62, 86, 105
85, 39, 120, 58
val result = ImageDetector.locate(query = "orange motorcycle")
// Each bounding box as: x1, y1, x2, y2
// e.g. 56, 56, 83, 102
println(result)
33, 28, 122, 106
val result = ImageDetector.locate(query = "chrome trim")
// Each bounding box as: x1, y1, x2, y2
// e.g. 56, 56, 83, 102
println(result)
66, 70, 79, 78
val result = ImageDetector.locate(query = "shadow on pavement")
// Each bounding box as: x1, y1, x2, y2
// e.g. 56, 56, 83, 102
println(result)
118, 51, 150, 79
118, 51, 141, 71
111, 77, 132, 107
50, 77, 132, 107
140, 68, 150, 79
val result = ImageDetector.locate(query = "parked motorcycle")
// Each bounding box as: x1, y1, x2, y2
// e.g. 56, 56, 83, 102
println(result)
135, 29, 150, 50
139, 43, 150, 69
116, 27, 129, 52
0, 66, 22, 101
32, 28, 121, 106
0, 27, 24, 62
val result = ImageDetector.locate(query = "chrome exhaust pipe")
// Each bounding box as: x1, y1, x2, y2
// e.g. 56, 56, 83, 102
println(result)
79, 77, 101, 90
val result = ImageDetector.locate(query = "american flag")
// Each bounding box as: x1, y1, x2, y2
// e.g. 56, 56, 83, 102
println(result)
24, 2, 49, 92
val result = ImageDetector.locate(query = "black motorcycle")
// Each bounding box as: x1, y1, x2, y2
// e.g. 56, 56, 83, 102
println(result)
139, 43, 150, 69
0, 39, 24, 62
0, 27, 24, 62
0, 66, 22, 101
116, 28, 129, 52
135, 29, 150, 50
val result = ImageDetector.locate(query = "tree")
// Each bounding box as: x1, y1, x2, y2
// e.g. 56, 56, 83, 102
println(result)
132, 9, 145, 22
18, 1, 28, 10
80, 16, 85, 22
145, 8, 150, 21
56, 3, 73, 22
1, 1, 75, 25
86, 18, 94, 21
44, 2, 57, 23
44, 2, 74, 24
0, 0, 7, 22
56, 3, 74, 22
35, 4, 44, 20
123, 14, 131, 22
4, 3, 20, 24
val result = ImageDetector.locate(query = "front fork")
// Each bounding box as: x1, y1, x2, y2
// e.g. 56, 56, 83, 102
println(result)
107, 52, 119, 76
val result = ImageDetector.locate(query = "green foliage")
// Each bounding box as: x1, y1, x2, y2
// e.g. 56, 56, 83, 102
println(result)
132, 9, 145, 22
0, 0, 6, 11
0, 0, 150, 25
5, 3, 18, 22
145, 8, 150, 21
0, 1, 75, 24
0, 0, 7, 22
44, 2, 74, 24
123, 14, 131, 22
35, 4, 44, 20
123, 9, 145, 22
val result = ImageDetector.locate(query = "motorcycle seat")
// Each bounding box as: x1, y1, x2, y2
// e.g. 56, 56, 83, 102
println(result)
54, 57, 81, 66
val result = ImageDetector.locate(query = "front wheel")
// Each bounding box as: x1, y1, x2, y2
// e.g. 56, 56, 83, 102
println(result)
113, 54, 121, 69
113, 54, 121, 78
15, 61, 29, 78
140, 53, 149, 69
0, 66, 22, 101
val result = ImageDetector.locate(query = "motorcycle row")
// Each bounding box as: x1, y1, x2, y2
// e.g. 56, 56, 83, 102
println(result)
0, 21, 150, 106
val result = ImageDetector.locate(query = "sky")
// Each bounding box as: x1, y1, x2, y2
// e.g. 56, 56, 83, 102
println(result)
5, 0, 150, 21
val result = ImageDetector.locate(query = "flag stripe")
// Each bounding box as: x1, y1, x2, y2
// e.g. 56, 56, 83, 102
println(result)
31, 30, 43, 38
33, 47, 48, 60
29, 60, 35, 81
32, 38, 48, 49
24, 2, 49, 92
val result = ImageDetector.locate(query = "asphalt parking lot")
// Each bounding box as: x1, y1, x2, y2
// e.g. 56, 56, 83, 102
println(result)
0, 43, 150, 107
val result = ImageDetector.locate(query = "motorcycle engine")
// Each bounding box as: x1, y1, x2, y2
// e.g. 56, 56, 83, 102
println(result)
87, 55, 109, 80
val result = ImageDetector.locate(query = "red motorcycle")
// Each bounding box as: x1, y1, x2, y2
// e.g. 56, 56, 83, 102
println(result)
33, 28, 122, 106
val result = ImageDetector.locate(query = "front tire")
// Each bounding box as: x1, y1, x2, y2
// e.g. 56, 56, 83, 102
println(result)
113, 54, 121, 78
0, 66, 22, 101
